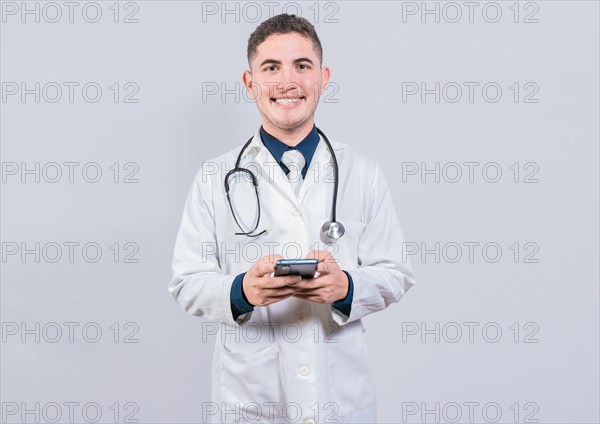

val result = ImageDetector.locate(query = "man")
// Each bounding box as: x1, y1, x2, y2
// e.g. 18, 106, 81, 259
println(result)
169, 14, 415, 423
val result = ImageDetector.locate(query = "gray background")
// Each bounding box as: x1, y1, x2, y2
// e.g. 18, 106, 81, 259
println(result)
1, 1, 599, 423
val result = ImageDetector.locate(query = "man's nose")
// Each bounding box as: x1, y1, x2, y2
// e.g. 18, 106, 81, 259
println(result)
277, 67, 300, 91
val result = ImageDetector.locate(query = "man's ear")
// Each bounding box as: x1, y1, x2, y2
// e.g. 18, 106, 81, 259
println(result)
242, 70, 256, 99
320, 66, 331, 95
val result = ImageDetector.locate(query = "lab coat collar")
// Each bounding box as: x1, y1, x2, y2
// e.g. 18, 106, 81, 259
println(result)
260, 125, 320, 178
238, 127, 346, 206
240, 126, 347, 162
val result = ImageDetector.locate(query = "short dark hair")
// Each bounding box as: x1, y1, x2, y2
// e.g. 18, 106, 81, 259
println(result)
247, 14, 323, 67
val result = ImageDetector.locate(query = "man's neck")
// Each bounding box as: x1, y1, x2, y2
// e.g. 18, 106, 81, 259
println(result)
262, 121, 314, 147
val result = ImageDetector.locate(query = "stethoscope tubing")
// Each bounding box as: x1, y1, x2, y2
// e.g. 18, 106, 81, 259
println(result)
224, 127, 340, 238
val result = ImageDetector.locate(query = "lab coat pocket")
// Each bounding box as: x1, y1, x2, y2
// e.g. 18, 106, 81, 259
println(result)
218, 342, 285, 417
320, 218, 365, 268
327, 330, 376, 415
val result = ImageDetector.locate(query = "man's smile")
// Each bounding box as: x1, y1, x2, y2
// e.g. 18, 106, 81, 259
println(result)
271, 96, 305, 107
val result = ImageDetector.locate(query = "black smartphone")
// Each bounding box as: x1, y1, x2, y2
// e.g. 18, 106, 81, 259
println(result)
274, 259, 318, 279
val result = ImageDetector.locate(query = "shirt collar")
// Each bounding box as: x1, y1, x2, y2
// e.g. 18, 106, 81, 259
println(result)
259, 125, 320, 174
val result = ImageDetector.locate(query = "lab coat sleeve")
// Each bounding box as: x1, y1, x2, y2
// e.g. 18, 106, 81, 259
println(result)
169, 166, 251, 326
331, 164, 416, 325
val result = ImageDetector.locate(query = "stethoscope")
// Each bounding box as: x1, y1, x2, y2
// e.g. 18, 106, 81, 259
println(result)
224, 127, 345, 240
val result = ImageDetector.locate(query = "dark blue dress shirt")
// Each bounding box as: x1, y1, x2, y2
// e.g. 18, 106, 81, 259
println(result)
230, 125, 354, 320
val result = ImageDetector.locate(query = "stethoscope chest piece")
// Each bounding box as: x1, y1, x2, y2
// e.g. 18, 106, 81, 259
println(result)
321, 220, 345, 241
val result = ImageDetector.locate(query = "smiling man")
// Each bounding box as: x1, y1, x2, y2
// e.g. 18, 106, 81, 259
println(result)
242, 30, 329, 146
169, 14, 415, 423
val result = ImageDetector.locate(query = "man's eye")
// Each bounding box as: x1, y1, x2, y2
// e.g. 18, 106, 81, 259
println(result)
265, 65, 278, 71
298, 64, 309, 70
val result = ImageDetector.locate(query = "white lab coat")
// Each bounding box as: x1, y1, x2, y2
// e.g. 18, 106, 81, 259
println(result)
169, 128, 415, 424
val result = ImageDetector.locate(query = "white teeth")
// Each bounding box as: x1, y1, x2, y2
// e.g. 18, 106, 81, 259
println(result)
275, 98, 301, 104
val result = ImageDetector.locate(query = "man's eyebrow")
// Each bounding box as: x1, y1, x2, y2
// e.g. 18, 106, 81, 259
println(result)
294, 57, 314, 65
259, 59, 281, 67
258, 58, 315, 67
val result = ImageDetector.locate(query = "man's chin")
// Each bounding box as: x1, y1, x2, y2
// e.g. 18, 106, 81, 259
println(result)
264, 114, 307, 130
268, 119, 311, 133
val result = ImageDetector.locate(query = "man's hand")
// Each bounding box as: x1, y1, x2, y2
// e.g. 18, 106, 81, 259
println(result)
292, 250, 349, 304
242, 255, 302, 307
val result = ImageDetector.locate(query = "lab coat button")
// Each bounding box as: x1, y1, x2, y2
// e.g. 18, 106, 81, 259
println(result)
291, 207, 300, 217
299, 365, 310, 376
305, 419, 315, 424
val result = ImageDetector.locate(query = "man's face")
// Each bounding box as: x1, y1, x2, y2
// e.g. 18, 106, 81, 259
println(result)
243, 32, 330, 137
